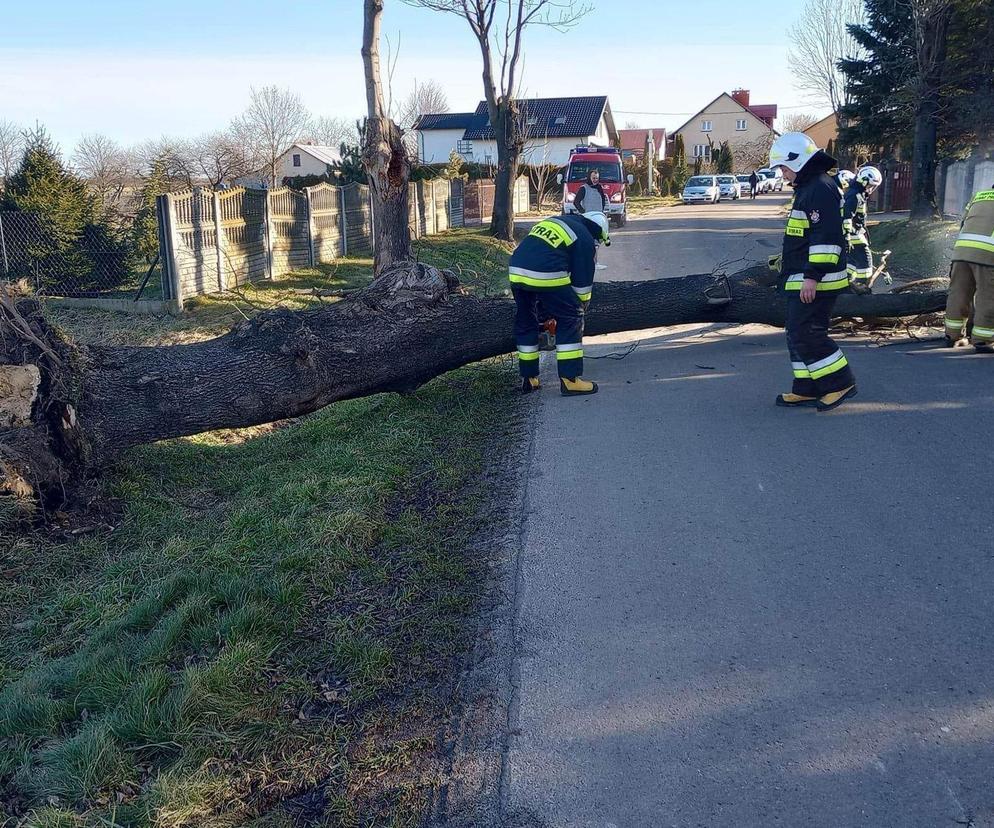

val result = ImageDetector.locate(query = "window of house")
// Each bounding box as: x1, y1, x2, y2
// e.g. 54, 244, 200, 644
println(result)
693, 144, 711, 159
701, 120, 712, 132
457, 140, 473, 155
292, 153, 301, 167
736, 119, 747, 131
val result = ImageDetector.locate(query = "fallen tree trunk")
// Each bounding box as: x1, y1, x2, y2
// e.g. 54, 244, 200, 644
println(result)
1, 264, 947, 514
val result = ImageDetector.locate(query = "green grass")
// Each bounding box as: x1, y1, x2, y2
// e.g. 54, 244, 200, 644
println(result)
627, 195, 681, 216
868, 218, 958, 281
2, 228, 520, 826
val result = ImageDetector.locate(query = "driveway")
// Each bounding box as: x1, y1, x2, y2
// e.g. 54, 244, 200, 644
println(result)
501, 199, 994, 827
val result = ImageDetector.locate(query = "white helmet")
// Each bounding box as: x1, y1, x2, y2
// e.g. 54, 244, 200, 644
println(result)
768, 132, 820, 173
856, 165, 883, 193
836, 169, 856, 188
582, 211, 611, 246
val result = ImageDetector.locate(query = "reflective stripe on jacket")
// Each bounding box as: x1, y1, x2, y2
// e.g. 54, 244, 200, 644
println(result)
953, 190, 994, 267
508, 214, 596, 300
781, 162, 848, 293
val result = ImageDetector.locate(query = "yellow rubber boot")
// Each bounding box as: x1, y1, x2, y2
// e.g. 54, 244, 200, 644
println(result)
816, 385, 858, 411
775, 393, 817, 407
521, 377, 541, 395
560, 377, 598, 397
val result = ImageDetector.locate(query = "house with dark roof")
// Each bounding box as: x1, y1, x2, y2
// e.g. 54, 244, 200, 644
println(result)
414, 96, 618, 166
671, 89, 778, 167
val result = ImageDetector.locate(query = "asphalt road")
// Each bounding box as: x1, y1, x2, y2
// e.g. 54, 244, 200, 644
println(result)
502, 200, 994, 827
597, 194, 789, 281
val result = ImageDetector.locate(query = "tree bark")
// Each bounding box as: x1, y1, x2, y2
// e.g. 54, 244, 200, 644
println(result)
909, 2, 952, 221
361, 0, 413, 272
490, 103, 520, 241
1, 266, 948, 516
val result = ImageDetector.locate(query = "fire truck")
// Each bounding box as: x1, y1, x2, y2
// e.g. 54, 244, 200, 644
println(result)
557, 145, 634, 227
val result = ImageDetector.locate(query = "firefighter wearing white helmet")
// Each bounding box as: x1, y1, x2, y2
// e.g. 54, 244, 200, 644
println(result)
834, 169, 856, 191
508, 211, 608, 396
844, 165, 883, 291
768, 132, 857, 411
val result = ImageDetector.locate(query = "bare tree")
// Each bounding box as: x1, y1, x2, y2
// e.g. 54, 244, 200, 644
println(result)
402, 0, 591, 241
623, 119, 641, 130
779, 112, 821, 133
234, 85, 311, 186
788, 0, 866, 126
136, 137, 196, 191
906, 0, 954, 220
361, 0, 413, 272
72, 133, 136, 215
306, 116, 360, 149
187, 130, 254, 189
0, 119, 24, 184
396, 79, 450, 129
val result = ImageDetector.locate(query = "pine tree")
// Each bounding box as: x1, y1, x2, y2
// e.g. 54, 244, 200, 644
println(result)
132, 157, 169, 265
717, 141, 734, 174
1, 126, 96, 253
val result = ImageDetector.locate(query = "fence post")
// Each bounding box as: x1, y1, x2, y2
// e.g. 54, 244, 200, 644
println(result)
159, 194, 184, 311
212, 191, 226, 291
368, 186, 376, 253
340, 186, 349, 257
304, 187, 316, 267
263, 188, 275, 280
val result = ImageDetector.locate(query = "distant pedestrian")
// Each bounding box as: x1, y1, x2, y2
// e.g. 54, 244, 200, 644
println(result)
945, 184, 994, 352
749, 170, 759, 200
575, 169, 608, 214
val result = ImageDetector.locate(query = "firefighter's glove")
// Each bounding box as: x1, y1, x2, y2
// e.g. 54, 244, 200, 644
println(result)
767, 253, 782, 274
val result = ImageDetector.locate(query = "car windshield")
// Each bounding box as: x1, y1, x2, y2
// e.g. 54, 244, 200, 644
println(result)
567, 160, 622, 183
718, 176, 735, 183
759, 172, 775, 179
686, 176, 713, 187
736, 176, 750, 182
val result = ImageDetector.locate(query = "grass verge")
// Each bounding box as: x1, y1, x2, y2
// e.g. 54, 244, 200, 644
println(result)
627, 195, 682, 216
2, 228, 519, 827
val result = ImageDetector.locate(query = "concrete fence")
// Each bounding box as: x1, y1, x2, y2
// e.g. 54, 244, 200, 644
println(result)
156, 177, 528, 308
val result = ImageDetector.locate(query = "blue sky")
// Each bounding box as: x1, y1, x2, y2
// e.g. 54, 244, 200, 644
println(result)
0, 0, 830, 154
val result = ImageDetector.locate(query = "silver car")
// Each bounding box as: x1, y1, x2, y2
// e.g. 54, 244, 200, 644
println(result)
681, 175, 720, 204
717, 175, 741, 200
736, 174, 754, 196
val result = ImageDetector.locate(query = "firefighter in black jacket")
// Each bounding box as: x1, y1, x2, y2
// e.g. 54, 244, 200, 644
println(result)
768, 132, 857, 411
843, 165, 883, 292
509, 211, 610, 396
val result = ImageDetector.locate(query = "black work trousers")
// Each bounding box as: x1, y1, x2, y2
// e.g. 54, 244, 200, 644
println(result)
785, 291, 856, 397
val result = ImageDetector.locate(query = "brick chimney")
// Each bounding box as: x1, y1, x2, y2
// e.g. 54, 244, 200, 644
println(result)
731, 89, 751, 109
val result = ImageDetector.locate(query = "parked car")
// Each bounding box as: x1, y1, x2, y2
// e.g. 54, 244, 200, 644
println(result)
736, 174, 754, 196
757, 167, 785, 192
717, 175, 740, 200
681, 175, 721, 204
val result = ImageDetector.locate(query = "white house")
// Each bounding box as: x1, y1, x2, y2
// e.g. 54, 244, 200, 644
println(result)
277, 143, 343, 182
414, 97, 619, 167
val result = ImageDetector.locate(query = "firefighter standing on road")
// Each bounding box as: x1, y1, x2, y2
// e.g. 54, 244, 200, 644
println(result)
510, 211, 610, 396
843, 166, 883, 292
945, 185, 994, 352
769, 132, 857, 411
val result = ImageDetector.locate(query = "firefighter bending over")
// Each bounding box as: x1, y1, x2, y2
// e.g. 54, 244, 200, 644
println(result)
844, 166, 883, 292
510, 211, 610, 396
769, 132, 857, 411
945, 184, 994, 352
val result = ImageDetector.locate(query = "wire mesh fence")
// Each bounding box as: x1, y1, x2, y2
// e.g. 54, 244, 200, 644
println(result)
0, 210, 161, 298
